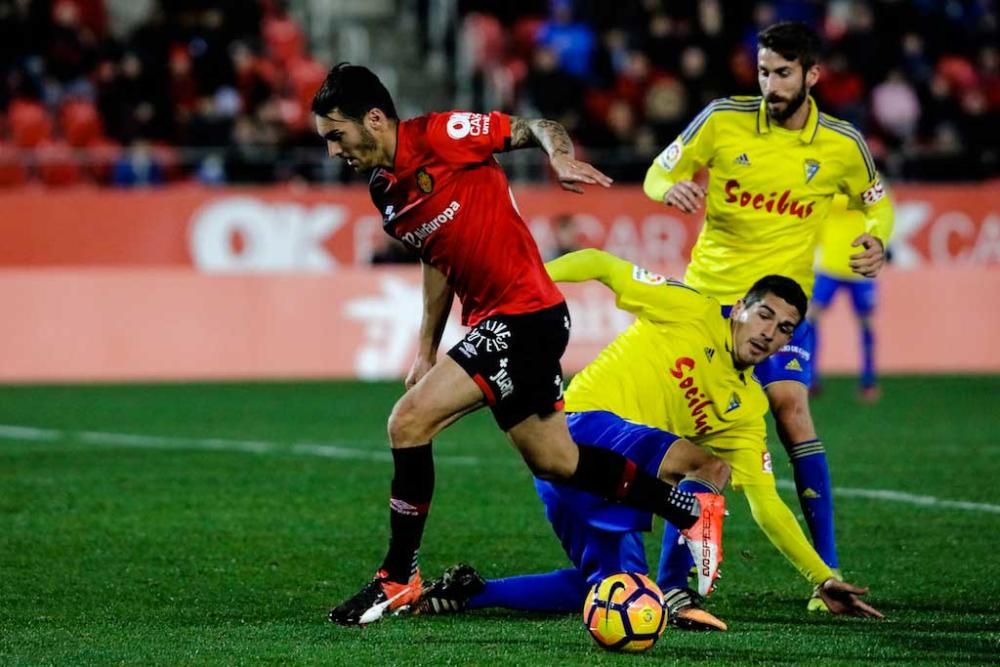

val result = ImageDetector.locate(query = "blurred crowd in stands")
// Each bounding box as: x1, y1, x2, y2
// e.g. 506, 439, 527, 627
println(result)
0, 0, 328, 186
458, 0, 999, 181
0, 0, 997, 186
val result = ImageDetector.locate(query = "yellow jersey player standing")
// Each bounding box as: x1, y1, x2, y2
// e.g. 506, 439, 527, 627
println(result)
643, 21, 894, 610
810, 195, 882, 401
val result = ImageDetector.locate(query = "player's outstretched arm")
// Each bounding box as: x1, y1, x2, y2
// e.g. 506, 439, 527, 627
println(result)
545, 248, 627, 287
546, 249, 689, 322
817, 578, 885, 619
508, 116, 612, 194
406, 261, 454, 389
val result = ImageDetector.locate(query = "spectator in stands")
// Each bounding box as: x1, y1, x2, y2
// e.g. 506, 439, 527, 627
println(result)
522, 47, 581, 122
544, 213, 583, 261
535, 0, 596, 82
0, 0, 997, 184
871, 70, 920, 147
45, 0, 98, 97
643, 77, 688, 147
111, 140, 164, 187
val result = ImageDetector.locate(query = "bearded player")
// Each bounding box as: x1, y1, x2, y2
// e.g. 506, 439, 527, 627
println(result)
643, 22, 894, 610
314, 64, 725, 626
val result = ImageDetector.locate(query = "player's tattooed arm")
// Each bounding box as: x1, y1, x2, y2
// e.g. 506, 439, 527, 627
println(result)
508, 117, 574, 158
508, 116, 613, 193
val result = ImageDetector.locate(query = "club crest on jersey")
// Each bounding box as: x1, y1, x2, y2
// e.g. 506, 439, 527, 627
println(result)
416, 167, 434, 194
725, 392, 741, 413
804, 159, 821, 183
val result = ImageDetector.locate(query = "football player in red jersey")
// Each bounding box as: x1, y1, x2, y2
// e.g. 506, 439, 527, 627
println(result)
313, 64, 726, 626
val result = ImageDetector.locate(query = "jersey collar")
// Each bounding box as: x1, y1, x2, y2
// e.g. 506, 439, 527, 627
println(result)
756, 95, 820, 144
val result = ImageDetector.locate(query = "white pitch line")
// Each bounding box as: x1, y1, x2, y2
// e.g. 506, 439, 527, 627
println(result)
0, 423, 482, 466
291, 442, 482, 466
0, 424, 63, 441
79, 430, 276, 453
2, 423, 999, 513
774, 479, 1000, 515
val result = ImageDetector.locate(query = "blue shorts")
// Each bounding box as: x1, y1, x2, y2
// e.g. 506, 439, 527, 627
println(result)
722, 304, 815, 389
533, 411, 680, 584
812, 271, 877, 316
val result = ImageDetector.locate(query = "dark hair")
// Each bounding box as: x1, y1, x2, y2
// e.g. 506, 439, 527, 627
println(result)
310, 62, 398, 121
757, 21, 822, 72
743, 275, 808, 324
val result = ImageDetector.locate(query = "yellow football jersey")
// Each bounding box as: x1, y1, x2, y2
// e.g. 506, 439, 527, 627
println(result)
816, 194, 869, 280
547, 249, 836, 585
644, 96, 894, 302
548, 249, 768, 453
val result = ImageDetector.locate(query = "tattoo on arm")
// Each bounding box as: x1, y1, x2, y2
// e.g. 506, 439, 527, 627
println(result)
508, 116, 574, 158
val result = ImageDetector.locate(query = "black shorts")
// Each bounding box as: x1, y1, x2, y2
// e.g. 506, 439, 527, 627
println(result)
447, 301, 570, 431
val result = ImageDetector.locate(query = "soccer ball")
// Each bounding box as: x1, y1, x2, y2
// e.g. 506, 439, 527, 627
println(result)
582, 572, 667, 653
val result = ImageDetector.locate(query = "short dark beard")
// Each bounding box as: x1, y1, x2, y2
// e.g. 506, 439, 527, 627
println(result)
352, 126, 380, 172
766, 82, 808, 122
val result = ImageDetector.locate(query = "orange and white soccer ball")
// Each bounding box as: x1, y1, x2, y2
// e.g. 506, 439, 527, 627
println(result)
582, 572, 667, 653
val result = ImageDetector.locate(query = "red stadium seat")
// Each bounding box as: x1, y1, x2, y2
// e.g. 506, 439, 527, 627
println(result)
461, 13, 505, 71
510, 17, 544, 61
8, 100, 52, 148
263, 16, 304, 65
82, 137, 121, 184
35, 140, 81, 186
0, 142, 28, 186
60, 100, 103, 147
288, 57, 328, 112
150, 143, 181, 182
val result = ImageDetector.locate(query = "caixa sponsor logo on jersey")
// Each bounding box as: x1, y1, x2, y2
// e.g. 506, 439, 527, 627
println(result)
401, 200, 461, 248
724, 179, 815, 219
447, 112, 491, 139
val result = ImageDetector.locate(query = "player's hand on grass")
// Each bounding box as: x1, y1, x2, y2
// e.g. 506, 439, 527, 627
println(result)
849, 233, 886, 278
405, 356, 435, 390
663, 180, 705, 213
549, 154, 613, 194
817, 578, 884, 619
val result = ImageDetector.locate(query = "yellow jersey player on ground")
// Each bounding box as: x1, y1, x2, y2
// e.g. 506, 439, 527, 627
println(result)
810, 196, 882, 401
416, 250, 882, 628
643, 21, 894, 611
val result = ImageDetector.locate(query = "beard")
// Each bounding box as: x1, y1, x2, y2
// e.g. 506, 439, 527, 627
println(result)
766, 82, 808, 122
347, 126, 380, 172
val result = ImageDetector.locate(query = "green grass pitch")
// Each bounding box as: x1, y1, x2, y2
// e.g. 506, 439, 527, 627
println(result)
2, 376, 999, 665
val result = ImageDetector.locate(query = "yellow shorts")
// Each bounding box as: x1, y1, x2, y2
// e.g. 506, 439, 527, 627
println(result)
704, 445, 776, 490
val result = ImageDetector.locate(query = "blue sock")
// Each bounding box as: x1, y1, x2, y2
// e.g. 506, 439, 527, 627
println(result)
656, 478, 717, 592
860, 324, 876, 388
788, 440, 839, 569
467, 568, 589, 613
811, 321, 822, 388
